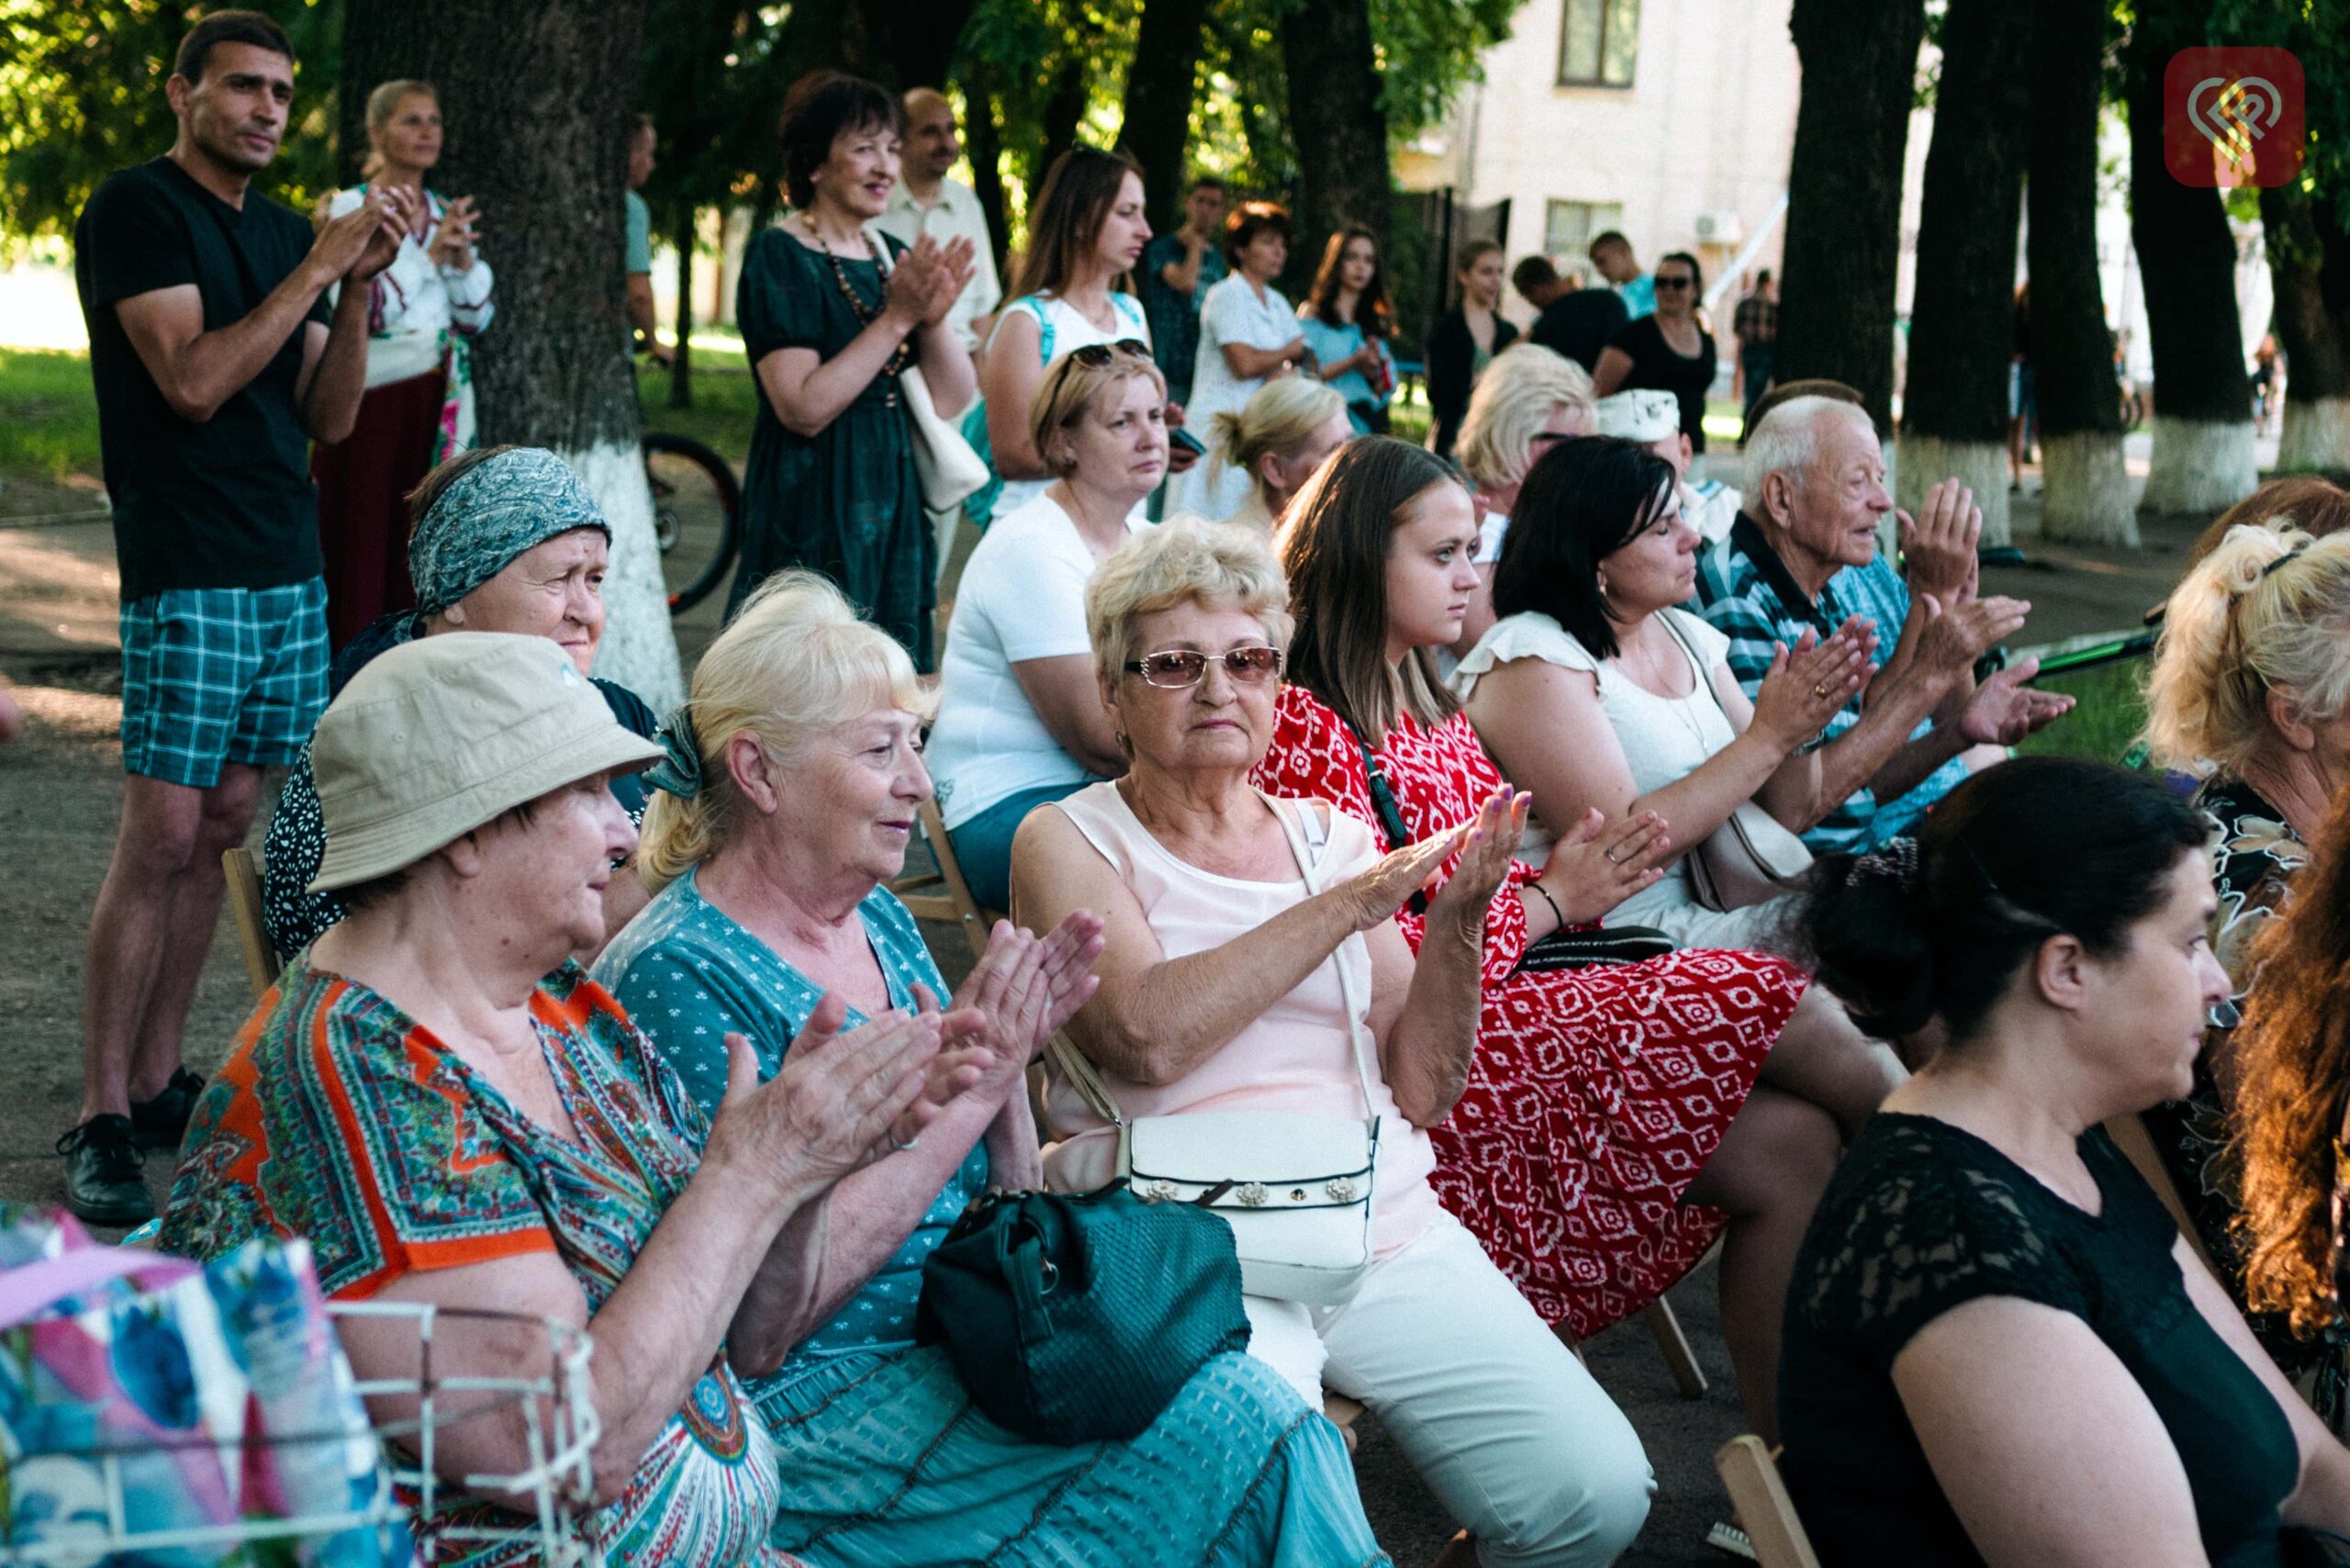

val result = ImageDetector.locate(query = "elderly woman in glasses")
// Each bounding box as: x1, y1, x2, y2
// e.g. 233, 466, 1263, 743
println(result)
926, 338, 1166, 910
592, 570, 1387, 1566
1013, 520, 1656, 1568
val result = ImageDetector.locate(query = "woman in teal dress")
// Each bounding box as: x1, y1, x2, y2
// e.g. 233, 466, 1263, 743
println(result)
732, 71, 978, 666
594, 570, 1391, 1567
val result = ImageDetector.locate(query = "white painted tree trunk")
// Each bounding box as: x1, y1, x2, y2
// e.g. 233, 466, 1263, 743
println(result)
1894, 433, 2013, 543
2277, 397, 2350, 475
571, 441, 685, 713
2143, 417, 2257, 513
2037, 431, 2138, 544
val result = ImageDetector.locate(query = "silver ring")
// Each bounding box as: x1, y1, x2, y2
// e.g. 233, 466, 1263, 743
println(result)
1603, 846, 1619, 865
888, 1130, 921, 1152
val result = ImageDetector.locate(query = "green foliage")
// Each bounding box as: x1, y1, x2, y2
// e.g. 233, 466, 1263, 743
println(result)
0, 348, 103, 481
2014, 654, 2150, 765
0, 0, 343, 249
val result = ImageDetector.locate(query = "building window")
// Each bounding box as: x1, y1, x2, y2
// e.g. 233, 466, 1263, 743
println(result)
1546, 200, 1625, 266
1558, 0, 1640, 88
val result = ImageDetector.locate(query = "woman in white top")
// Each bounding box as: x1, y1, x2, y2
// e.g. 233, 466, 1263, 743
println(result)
1449, 344, 1596, 666
1170, 202, 1309, 521
927, 342, 1168, 908
1455, 436, 1875, 950
979, 149, 1158, 521
1210, 376, 1350, 533
312, 79, 495, 646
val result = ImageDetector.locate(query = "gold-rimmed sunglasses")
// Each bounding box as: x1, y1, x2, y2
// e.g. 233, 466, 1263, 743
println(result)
1123, 646, 1284, 689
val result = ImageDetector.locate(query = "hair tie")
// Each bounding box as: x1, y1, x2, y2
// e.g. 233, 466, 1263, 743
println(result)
2260, 543, 2310, 579
1847, 836, 1919, 890
646, 711, 705, 801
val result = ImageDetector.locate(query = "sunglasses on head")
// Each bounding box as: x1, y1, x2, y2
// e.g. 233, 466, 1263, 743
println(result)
1067, 339, 1155, 368
1124, 646, 1284, 689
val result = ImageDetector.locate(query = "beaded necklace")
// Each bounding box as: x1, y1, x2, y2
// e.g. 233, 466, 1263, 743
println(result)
800, 213, 910, 408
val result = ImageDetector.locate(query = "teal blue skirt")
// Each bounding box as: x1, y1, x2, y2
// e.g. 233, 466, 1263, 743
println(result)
759, 1344, 1389, 1566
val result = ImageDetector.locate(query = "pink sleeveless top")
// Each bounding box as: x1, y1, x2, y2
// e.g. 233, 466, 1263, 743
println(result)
1041, 780, 1442, 1259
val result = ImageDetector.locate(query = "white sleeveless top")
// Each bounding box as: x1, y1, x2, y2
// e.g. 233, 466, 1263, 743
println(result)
985, 291, 1151, 519
1452, 607, 1792, 950
1039, 781, 1441, 1259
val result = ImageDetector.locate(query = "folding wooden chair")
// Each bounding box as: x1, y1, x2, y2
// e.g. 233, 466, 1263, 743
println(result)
1714, 1435, 1820, 1568
220, 846, 282, 1005
890, 798, 1000, 961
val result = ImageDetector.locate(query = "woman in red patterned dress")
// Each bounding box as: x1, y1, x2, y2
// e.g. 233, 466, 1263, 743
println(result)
1252, 437, 1903, 1440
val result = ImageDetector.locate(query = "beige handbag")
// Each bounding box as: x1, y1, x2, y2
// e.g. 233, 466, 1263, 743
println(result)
1659, 613, 1815, 912
872, 243, 989, 512
1046, 796, 1381, 1305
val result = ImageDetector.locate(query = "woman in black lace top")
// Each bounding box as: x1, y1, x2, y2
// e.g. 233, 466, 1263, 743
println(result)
1779, 756, 2350, 1567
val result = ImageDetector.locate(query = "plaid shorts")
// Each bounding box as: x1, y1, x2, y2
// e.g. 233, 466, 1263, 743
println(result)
118, 578, 329, 788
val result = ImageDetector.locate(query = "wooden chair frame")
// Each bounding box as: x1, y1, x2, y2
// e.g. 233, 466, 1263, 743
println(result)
1715, 1435, 1820, 1568
221, 846, 281, 1004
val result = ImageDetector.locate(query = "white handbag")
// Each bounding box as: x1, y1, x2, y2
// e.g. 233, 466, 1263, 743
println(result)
873, 244, 990, 513
1047, 797, 1381, 1305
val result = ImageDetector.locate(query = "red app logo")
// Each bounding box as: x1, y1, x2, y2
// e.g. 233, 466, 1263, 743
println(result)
2165, 48, 2304, 188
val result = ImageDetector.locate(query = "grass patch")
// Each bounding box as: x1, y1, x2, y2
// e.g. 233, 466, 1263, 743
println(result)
2016, 655, 2149, 767
635, 338, 758, 469
0, 348, 101, 481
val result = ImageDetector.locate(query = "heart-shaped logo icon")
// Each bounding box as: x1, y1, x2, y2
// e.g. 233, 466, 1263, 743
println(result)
2164, 49, 2304, 189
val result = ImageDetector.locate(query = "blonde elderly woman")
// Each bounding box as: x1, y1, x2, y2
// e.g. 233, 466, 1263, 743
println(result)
1014, 521, 1656, 1568
2138, 520, 2350, 1417
591, 571, 1388, 1567
926, 340, 1166, 909
160, 632, 991, 1564
1450, 343, 1596, 665
1212, 375, 1352, 532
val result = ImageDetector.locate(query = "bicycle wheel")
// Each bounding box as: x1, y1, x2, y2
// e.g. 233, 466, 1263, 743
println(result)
642, 431, 742, 616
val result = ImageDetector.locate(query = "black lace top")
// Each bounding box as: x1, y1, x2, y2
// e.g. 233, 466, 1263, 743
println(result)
1779, 1113, 2298, 1568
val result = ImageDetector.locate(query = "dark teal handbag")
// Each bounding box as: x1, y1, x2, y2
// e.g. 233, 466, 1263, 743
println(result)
913, 1180, 1253, 1445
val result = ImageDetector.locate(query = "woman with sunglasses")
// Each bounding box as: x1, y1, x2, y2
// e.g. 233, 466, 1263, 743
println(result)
980, 148, 1162, 522
1592, 251, 1716, 454
927, 340, 1168, 909
1013, 518, 1657, 1568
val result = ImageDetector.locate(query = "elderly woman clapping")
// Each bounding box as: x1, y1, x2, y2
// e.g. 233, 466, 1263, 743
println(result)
593, 571, 1388, 1566
1013, 521, 1655, 1568
161, 633, 990, 1563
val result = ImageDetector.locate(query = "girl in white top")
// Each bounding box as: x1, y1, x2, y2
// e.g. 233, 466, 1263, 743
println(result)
1455, 435, 1875, 950
1172, 202, 1310, 521
979, 149, 1156, 521
927, 343, 1168, 909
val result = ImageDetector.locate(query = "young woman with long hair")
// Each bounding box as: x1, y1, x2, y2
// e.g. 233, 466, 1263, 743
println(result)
1298, 225, 1396, 435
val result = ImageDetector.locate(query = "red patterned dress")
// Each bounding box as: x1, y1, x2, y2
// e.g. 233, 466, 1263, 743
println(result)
1254, 684, 1806, 1338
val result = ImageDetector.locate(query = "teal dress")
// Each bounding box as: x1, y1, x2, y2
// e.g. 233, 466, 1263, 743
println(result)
733, 228, 932, 667
594, 870, 1391, 1568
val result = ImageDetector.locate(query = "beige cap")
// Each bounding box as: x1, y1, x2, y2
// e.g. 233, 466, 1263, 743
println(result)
1595, 389, 1682, 442
308, 633, 664, 893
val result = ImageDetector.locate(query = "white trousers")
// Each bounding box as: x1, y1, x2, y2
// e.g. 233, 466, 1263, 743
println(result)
1244, 1210, 1654, 1568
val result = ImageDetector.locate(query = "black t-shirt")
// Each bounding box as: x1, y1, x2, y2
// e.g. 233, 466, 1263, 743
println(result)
1606, 314, 1718, 453
1779, 1113, 2299, 1568
74, 158, 330, 600
1528, 287, 1627, 374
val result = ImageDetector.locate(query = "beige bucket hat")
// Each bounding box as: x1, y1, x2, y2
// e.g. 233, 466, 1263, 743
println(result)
308, 633, 664, 893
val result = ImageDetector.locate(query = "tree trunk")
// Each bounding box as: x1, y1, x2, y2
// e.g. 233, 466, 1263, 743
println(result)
2126, 0, 2256, 513
957, 63, 1012, 277
1776, 0, 1928, 435
2262, 179, 2350, 473
341, 0, 682, 710
1895, 0, 2035, 544
2029, 0, 2133, 543
668, 204, 696, 410
1280, 0, 1392, 286
1038, 35, 1096, 183
845, 0, 975, 90
1118, 0, 1211, 230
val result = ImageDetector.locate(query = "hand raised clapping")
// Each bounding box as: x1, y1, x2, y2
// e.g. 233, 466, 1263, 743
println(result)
1427, 788, 1528, 929
1749, 616, 1877, 753
1897, 477, 1983, 609
1955, 655, 2075, 746
310, 185, 415, 286
427, 195, 478, 273
1534, 808, 1672, 926
884, 233, 978, 330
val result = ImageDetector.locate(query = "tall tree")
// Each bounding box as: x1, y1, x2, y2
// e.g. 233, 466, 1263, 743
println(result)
2261, 181, 2350, 473
2029, 0, 2133, 542
1775, 0, 1929, 433
1895, 0, 2036, 543
2126, 0, 2256, 513
1118, 0, 1212, 228
1280, 0, 1391, 268
342, 0, 682, 709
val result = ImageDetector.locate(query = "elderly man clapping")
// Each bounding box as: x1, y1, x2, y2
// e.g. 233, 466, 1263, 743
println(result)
1689, 390, 2069, 855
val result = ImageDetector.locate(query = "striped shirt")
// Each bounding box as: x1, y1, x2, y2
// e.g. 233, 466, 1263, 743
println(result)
1690, 512, 1969, 855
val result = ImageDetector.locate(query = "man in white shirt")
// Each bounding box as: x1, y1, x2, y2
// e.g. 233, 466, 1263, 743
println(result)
872, 86, 1005, 554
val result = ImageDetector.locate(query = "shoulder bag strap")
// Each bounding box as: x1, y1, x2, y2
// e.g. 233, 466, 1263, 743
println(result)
1349, 725, 1429, 916
1264, 793, 1381, 1127
1657, 610, 1729, 721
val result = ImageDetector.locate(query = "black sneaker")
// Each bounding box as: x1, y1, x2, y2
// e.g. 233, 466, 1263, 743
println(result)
129, 1067, 206, 1150
57, 1115, 153, 1227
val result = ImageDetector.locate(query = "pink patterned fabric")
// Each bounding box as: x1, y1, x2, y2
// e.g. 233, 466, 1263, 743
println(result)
1252, 683, 1804, 1338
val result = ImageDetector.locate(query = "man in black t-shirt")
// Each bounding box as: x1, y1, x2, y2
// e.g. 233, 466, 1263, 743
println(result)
1511, 253, 1628, 375
64, 9, 409, 1226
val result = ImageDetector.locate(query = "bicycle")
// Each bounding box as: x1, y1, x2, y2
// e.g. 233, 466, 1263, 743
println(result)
640, 429, 741, 615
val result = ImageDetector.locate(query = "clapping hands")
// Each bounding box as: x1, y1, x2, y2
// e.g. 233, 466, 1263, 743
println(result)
884, 233, 978, 330
1750, 617, 1878, 752
427, 195, 479, 273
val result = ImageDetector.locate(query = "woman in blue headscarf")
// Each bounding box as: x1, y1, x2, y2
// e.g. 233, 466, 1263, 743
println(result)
261, 444, 662, 960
